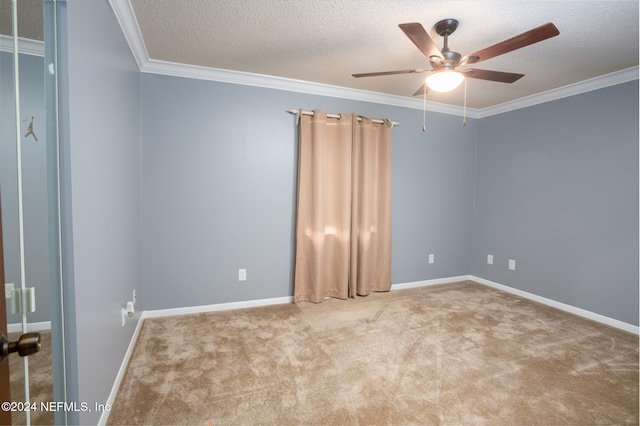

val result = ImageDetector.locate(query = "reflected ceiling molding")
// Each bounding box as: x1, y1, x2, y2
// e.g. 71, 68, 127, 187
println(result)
0, 35, 44, 57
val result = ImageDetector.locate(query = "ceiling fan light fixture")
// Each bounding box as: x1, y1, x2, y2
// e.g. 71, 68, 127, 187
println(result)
426, 70, 464, 92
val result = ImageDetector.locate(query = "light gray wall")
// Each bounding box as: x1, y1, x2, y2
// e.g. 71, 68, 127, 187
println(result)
140, 73, 478, 310
470, 80, 639, 326
64, 0, 141, 423
1, 52, 51, 325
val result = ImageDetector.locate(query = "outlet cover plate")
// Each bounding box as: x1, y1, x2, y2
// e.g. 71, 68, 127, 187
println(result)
509, 259, 516, 270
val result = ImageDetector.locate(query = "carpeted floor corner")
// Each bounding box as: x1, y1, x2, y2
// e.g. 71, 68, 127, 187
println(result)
107, 281, 639, 425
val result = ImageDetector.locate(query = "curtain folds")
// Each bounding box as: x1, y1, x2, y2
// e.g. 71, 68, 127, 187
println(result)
294, 110, 392, 303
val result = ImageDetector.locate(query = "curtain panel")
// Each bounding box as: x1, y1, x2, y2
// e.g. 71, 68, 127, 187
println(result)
294, 110, 392, 303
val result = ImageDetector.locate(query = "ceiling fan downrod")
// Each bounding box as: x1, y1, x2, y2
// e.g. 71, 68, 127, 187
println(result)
434, 19, 461, 67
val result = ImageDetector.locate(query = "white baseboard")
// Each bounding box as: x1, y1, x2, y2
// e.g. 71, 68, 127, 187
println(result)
469, 275, 639, 335
7, 321, 51, 333
140, 274, 638, 333
98, 315, 145, 426
391, 275, 471, 291
141, 277, 471, 320
141, 295, 294, 319
391, 275, 638, 335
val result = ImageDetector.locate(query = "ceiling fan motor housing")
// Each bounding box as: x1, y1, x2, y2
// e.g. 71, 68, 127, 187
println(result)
441, 50, 461, 67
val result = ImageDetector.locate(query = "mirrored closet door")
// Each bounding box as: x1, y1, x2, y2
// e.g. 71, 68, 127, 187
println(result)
1, 0, 66, 424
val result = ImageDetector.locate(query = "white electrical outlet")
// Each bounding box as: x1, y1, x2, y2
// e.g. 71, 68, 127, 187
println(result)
238, 269, 247, 281
5, 283, 14, 299
487, 254, 494, 265
428, 254, 435, 264
509, 259, 516, 270
132, 289, 137, 306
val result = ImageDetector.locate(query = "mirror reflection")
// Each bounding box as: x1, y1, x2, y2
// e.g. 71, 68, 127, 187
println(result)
1, 0, 56, 424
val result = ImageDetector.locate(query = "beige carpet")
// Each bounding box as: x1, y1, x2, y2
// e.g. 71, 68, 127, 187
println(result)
107, 281, 639, 425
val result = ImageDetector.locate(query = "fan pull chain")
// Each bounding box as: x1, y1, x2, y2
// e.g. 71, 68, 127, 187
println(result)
462, 79, 467, 127
422, 85, 427, 132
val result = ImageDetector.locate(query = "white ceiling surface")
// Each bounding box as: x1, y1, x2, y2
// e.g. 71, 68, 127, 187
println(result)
126, 1, 638, 112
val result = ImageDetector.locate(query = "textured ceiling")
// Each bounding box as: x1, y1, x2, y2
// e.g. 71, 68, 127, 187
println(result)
3, 1, 638, 110
129, 0, 639, 109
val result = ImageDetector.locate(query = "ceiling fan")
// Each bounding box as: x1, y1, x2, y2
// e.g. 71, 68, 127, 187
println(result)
353, 19, 560, 95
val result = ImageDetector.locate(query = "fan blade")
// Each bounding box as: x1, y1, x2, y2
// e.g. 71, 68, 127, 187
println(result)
463, 22, 559, 64
462, 68, 525, 83
413, 83, 431, 97
352, 68, 427, 78
399, 23, 443, 60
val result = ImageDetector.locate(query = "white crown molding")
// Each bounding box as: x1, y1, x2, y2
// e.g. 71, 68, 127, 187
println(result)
479, 66, 640, 118
108, 0, 149, 70
0, 35, 44, 57
142, 58, 474, 118
107, 0, 475, 118
110, 0, 638, 119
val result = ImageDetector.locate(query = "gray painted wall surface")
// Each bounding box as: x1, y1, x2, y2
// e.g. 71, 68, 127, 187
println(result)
1, 52, 51, 325
470, 81, 639, 325
140, 74, 478, 310
65, 1, 141, 423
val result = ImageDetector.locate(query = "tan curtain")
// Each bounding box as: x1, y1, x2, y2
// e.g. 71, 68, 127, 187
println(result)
294, 110, 392, 303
